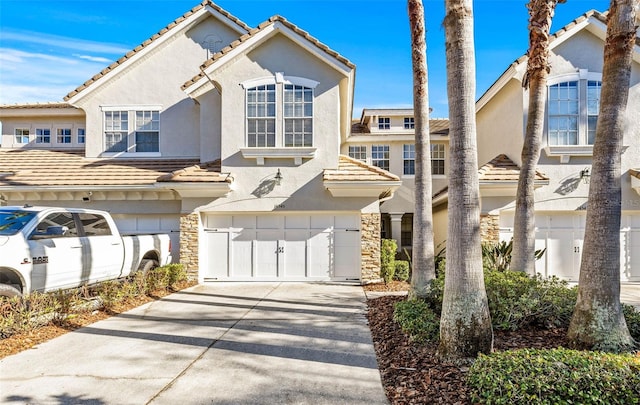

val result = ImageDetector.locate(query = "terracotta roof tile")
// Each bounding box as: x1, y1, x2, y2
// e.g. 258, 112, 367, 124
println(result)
183, 15, 354, 91
0, 149, 226, 188
630, 169, 640, 180
0, 102, 78, 110
157, 160, 231, 183
64, 0, 251, 101
323, 155, 400, 182
478, 154, 548, 182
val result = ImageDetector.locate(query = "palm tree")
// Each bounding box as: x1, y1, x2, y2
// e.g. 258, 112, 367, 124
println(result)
408, 0, 436, 299
511, 0, 564, 274
438, 0, 493, 363
567, 0, 637, 352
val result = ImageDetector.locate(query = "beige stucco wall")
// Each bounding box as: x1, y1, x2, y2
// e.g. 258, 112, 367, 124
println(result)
1, 114, 86, 149
71, 15, 241, 159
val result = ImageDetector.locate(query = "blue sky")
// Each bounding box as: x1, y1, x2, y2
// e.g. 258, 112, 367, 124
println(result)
0, 0, 610, 118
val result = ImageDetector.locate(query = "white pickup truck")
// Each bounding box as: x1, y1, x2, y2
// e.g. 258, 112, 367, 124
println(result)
0, 206, 173, 298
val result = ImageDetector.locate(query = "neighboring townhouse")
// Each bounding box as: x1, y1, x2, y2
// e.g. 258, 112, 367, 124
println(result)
473, 10, 640, 282
342, 109, 450, 253
0, 1, 402, 284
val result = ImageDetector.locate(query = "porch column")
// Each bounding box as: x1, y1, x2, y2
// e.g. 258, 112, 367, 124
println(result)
389, 213, 404, 251
360, 213, 382, 284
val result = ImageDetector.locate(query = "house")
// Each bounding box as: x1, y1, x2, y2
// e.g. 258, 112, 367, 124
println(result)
346, 11, 639, 282
0, 1, 402, 284
2, 4, 638, 285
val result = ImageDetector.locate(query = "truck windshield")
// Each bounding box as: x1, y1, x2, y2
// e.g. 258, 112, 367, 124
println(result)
0, 210, 37, 235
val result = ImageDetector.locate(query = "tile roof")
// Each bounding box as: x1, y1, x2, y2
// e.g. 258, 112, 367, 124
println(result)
349, 118, 449, 136
478, 154, 548, 182
431, 154, 549, 201
630, 169, 640, 180
157, 160, 230, 183
64, 0, 251, 101
0, 102, 78, 110
323, 155, 400, 182
0, 149, 226, 188
182, 15, 354, 90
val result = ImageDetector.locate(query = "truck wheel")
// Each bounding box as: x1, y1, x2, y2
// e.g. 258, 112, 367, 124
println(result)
138, 259, 158, 275
0, 284, 23, 298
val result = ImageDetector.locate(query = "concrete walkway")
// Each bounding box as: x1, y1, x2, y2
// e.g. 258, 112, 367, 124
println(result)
1, 283, 388, 405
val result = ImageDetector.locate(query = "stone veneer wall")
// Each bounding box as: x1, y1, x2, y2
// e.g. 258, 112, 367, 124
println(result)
179, 212, 200, 279
361, 213, 382, 283
480, 214, 500, 244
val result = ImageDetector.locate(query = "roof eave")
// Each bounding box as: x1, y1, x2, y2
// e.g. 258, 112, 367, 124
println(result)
323, 180, 402, 197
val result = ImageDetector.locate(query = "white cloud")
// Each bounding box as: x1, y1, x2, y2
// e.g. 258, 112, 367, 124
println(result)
73, 54, 113, 63
2, 30, 130, 55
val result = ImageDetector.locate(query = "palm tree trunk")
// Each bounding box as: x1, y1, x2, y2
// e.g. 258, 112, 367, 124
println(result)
408, 0, 436, 299
438, 0, 493, 363
567, 0, 637, 352
512, 0, 560, 274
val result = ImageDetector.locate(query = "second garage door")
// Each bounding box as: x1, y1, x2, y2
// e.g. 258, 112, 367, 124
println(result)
202, 213, 361, 281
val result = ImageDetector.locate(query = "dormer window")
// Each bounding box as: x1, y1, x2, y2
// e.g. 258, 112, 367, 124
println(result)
378, 117, 390, 130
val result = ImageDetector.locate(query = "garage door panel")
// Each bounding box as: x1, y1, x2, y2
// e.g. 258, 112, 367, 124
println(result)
335, 215, 359, 229
308, 231, 332, 278
311, 215, 333, 230
334, 231, 361, 279
283, 230, 307, 277
285, 216, 309, 229
231, 231, 254, 278
256, 231, 280, 278
204, 232, 229, 279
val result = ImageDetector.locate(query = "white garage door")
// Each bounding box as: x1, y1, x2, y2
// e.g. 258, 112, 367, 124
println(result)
202, 214, 361, 281
500, 212, 640, 282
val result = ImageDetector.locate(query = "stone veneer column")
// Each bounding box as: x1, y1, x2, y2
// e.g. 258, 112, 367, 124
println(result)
179, 212, 200, 279
361, 213, 382, 284
480, 214, 500, 244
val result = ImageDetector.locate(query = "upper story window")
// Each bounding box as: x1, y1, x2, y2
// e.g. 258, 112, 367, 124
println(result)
348, 145, 367, 161
135, 111, 159, 152
103, 107, 161, 154
547, 74, 601, 147
57, 128, 72, 144
431, 143, 445, 175
403, 144, 415, 175
404, 117, 415, 129
243, 75, 318, 151
284, 84, 313, 147
77, 128, 85, 144
378, 117, 390, 130
15, 128, 29, 144
36, 128, 51, 144
247, 84, 276, 147
372, 145, 390, 171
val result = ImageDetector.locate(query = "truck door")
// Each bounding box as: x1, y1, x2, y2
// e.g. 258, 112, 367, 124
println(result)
77, 212, 123, 281
27, 212, 83, 292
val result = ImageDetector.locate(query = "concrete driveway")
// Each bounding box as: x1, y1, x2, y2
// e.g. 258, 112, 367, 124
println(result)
0, 283, 388, 405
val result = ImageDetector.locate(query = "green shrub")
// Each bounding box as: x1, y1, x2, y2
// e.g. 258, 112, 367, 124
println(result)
394, 260, 410, 282
484, 271, 577, 330
380, 239, 397, 284
393, 299, 439, 343
622, 303, 640, 341
468, 348, 640, 404
419, 269, 577, 331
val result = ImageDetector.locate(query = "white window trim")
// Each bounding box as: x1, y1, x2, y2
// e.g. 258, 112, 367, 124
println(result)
545, 70, 602, 162
242, 74, 318, 162
35, 127, 52, 144
100, 106, 162, 156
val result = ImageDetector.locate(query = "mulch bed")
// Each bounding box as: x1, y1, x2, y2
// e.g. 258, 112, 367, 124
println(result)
366, 294, 569, 405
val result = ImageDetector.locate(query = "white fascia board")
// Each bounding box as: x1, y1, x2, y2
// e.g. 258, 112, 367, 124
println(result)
0, 185, 163, 193
345, 134, 418, 143
324, 180, 401, 197
67, 8, 211, 105
476, 64, 522, 112
631, 175, 640, 197
0, 108, 83, 118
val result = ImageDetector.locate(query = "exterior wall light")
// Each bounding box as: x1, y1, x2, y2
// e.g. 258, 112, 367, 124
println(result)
275, 169, 283, 186
580, 167, 591, 184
